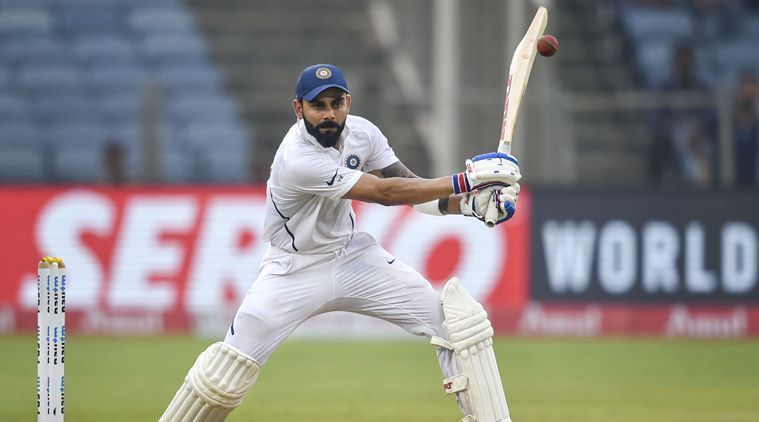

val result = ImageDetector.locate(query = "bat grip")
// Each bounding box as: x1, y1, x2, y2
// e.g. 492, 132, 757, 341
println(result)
484, 194, 499, 228
497, 142, 511, 155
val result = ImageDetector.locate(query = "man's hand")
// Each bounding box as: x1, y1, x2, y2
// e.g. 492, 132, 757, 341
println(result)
452, 152, 521, 194
460, 183, 520, 227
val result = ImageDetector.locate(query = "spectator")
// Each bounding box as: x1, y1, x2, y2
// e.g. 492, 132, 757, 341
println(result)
733, 69, 759, 187
103, 140, 128, 185
650, 42, 718, 187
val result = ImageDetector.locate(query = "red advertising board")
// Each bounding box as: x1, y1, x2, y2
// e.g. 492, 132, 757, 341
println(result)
2, 186, 758, 337
0, 186, 530, 335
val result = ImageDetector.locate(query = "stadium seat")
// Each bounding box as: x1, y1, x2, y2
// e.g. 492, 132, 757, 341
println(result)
184, 123, 249, 152
743, 16, 759, 38
86, 64, 147, 93
45, 121, 109, 149
0, 94, 32, 120
138, 34, 207, 64
715, 40, 759, 82
0, 122, 42, 147
3, 37, 68, 65
18, 64, 82, 93
0, 147, 46, 182
0, 8, 54, 35
0, 68, 9, 89
61, 7, 122, 35
32, 94, 97, 122
165, 94, 239, 125
636, 42, 674, 88
2, 0, 51, 6
623, 7, 693, 44
98, 93, 143, 122
204, 150, 249, 182
72, 37, 137, 65
157, 64, 222, 94
127, 8, 195, 34
52, 148, 104, 182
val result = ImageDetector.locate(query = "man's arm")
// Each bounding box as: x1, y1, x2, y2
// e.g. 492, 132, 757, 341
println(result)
343, 172, 452, 206
369, 161, 463, 214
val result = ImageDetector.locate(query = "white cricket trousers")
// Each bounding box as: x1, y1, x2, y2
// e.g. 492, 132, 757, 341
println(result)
224, 231, 451, 367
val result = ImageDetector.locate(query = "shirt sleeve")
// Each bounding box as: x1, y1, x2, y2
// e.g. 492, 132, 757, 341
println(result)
362, 122, 399, 173
284, 152, 363, 199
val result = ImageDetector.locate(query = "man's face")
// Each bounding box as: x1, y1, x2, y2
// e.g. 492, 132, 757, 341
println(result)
293, 88, 351, 148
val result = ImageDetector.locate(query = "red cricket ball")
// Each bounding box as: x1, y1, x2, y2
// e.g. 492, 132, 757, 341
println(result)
537, 34, 558, 57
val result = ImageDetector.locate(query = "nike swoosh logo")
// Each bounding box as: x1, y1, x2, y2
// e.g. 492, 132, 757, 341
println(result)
387, 259, 395, 264
326, 169, 338, 186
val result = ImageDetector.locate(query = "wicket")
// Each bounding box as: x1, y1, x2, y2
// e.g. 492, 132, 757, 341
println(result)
38, 257, 65, 421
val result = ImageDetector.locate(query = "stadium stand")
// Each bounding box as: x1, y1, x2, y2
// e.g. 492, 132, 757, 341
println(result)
0, 0, 252, 184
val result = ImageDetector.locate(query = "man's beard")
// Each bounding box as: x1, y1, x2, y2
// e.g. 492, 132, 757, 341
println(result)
304, 118, 345, 148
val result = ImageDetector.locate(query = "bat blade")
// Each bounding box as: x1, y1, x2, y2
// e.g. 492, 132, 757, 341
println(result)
486, 6, 547, 228
497, 6, 547, 154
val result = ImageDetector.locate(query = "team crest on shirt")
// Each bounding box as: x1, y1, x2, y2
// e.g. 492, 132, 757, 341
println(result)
316, 67, 332, 79
345, 154, 362, 169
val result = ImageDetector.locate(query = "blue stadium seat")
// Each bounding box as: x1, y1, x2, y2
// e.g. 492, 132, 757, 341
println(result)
45, 121, 109, 149
61, 7, 122, 35
52, 148, 104, 182
743, 16, 759, 38
3, 0, 51, 6
165, 94, 239, 124
18, 64, 82, 93
0, 94, 32, 120
127, 8, 195, 34
623, 7, 693, 44
32, 94, 97, 122
0, 68, 10, 89
86, 64, 147, 93
0, 8, 55, 35
98, 92, 143, 122
204, 150, 249, 183
138, 34, 207, 64
0, 122, 42, 147
715, 40, 759, 82
184, 123, 249, 152
160, 150, 193, 182
0, 147, 46, 182
3, 37, 67, 65
157, 64, 222, 94
72, 37, 137, 65
636, 42, 674, 88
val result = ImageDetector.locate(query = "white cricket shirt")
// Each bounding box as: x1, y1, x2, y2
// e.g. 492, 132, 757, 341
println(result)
263, 115, 399, 254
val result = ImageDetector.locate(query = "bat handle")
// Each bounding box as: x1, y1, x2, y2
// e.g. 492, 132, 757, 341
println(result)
497, 141, 511, 155
484, 193, 500, 228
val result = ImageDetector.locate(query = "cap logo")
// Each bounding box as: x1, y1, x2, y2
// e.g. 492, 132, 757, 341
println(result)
315, 67, 332, 79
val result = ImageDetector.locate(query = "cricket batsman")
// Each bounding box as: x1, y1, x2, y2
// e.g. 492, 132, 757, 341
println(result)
160, 64, 521, 422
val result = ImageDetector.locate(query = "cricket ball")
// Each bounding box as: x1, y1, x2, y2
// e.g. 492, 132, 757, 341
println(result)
537, 35, 558, 57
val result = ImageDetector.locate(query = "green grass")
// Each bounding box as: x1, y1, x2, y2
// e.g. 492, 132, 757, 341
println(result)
1, 336, 758, 421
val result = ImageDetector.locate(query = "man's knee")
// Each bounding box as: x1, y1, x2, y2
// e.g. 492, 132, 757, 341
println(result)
160, 342, 260, 422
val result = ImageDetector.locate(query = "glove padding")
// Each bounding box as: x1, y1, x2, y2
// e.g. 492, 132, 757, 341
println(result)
452, 152, 521, 194
460, 183, 520, 227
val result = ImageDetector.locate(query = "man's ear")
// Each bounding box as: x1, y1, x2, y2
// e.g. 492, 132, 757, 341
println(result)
345, 94, 351, 113
293, 99, 303, 119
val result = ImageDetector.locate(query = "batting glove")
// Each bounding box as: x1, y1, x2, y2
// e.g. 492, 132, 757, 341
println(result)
452, 152, 521, 194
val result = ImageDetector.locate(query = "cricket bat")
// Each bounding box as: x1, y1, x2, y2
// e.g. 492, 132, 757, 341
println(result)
485, 6, 548, 227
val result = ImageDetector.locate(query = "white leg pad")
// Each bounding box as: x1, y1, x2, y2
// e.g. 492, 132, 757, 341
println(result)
432, 277, 512, 422
160, 341, 260, 422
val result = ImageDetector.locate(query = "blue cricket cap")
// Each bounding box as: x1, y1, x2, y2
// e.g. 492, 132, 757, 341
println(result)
295, 64, 350, 101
